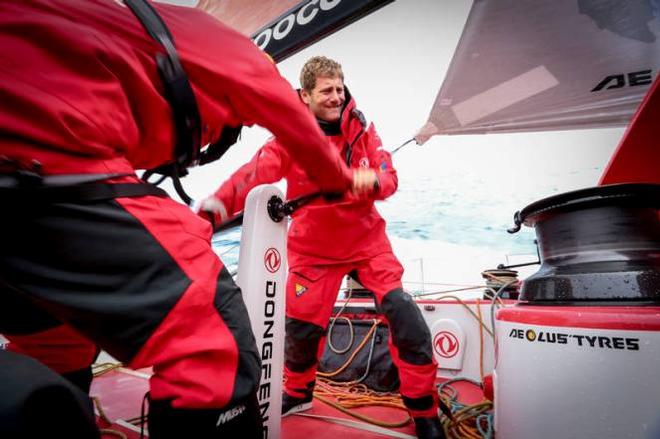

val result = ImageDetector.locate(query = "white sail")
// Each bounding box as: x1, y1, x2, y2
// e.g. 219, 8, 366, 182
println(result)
194, 0, 300, 35
416, 0, 660, 142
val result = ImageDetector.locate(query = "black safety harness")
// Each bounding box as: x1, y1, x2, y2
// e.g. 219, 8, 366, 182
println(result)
125, 0, 241, 205
0, 0, 239, 205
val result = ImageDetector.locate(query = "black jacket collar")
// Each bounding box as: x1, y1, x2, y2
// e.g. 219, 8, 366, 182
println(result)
317, 118, 341, 135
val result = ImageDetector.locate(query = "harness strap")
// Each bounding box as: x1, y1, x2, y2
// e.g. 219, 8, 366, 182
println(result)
0, 173, 132, 188
0, 182, 168, 203
124, 0, 201, 170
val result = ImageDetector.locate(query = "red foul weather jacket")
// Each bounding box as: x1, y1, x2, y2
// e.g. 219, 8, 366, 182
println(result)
0, 0, 351, 193
213, 93, 398, 267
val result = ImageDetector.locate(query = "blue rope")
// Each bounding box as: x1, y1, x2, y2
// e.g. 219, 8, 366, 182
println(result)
476, 413, 493, 438
437, 379, 494, 439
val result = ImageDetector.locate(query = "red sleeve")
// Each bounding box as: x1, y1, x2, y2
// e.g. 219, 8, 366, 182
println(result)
365, 123, 398, 200
213, 140, 289, 216
163, 8, 353, 194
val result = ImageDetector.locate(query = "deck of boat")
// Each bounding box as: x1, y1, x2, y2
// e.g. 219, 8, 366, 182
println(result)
91, 366, 485, 438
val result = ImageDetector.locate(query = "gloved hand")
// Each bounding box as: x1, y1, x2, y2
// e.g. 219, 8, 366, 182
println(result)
195, 196, 228, 227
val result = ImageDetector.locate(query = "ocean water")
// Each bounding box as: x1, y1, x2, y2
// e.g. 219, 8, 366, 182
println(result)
212, 165, 603, 282
380, 171, 540, 255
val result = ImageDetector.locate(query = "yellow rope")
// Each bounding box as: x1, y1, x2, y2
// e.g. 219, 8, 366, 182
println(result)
93, 396, 129, 439
442, 400, 493, 439
476, 298, 485, 383
481, 270, 518, 286
425, 295, 494, 338
92, 362, 123, 377
313, 378, 411, 428
316, 319, 380, 378
92, 396, 112, 425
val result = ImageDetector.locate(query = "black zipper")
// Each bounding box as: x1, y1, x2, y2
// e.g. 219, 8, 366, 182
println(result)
344, 127, 366, 166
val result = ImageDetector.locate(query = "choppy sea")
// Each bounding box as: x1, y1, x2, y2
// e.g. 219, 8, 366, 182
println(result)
213, 163, 607, 282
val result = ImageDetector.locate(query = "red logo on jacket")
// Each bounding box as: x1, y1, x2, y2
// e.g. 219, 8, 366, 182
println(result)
433, 331, 459, 358
264, 248, 281, 273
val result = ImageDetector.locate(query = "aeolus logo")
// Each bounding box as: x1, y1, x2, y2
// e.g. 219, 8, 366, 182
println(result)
591, 69, 653, 92
509, 328, 640, 351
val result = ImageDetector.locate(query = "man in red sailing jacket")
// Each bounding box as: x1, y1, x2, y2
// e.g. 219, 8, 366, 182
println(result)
199, 56, 445, 439
0, 2, 354, 437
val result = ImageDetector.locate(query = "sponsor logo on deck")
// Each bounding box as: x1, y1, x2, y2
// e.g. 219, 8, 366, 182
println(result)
216, 404, 246, 426
264, 248, 281, 273
509, 328, 640, 351
434, 331, 460, 358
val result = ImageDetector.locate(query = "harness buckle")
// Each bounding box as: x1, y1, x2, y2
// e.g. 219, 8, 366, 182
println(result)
0, 158, 43, 187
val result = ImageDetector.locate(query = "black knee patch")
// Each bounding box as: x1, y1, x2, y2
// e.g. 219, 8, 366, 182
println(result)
285, 318, 325, 372
214, 267, 260, 403
402, 394, 435, 411
0, 199, 192, 362
379, 288, 433, 365
0, 351, 100, 438
0, 286, 61, 334
148, 392, 263, 439
61, 366, 94, 394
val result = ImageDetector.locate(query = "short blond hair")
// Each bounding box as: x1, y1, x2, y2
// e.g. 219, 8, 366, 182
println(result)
299, 56, 344, 92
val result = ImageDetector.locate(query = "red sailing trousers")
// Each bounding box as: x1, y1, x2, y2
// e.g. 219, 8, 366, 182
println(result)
283, 252, 439, 417
0, 178, 260, 410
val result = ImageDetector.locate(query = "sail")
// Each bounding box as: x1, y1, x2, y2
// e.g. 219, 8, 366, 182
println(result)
416, 0, 660, 142
194, 0, 300, 36
194, 0, 393, 62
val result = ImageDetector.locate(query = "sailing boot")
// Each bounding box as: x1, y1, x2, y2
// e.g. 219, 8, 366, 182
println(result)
61, 366, 94, 394
413, 416, 446, 439
148, 393, 263, 439
281, 389, 313, 417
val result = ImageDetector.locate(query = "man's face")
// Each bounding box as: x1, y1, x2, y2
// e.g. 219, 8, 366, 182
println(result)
301, 75, 345, 123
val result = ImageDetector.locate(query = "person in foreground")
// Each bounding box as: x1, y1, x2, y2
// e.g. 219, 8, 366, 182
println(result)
0, 2, 354, 437
199, 56, 445, 439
